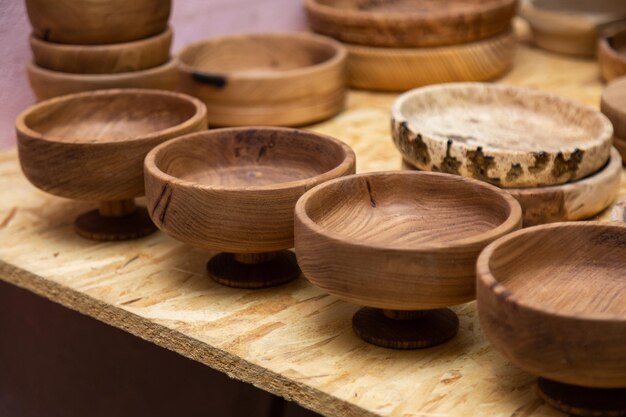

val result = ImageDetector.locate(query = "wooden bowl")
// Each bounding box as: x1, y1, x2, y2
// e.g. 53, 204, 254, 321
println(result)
25, 0, 171, 45
392, 82, 613, 187
614, 135, 626, 163
177, 32, 347, 127
16, 89, 207, 241
477, 222, 626, 416
27, 59, 178, 101
601, 76, 626, 138
346, 30, 516, 92
305, 0, 517, 48
295, 171, 522, 349
30, 27, 172, 74
144, 127, 356, 289
599, 25, 626, 81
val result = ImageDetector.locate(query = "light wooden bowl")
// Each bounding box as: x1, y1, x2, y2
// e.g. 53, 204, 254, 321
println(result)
295, 171, 522, 349
30, 27, 172, 74
477, 222, 626, 416
346, 30, 515, 92
144, 127, 356, 289
599, 25, 626, 81
177, 32, 347, 127
16, 89, 207, 241
392, 83, 613, 187
27, 59, 178, 101
25, 0, 171, 45
305, 0, 517, 48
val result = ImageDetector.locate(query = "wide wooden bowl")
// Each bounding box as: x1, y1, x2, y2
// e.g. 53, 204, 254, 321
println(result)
346, 30, 515, 92
295, 171, 522, 349
599, 25, 626, 82
305, 0, 517, 48
477, 222, 626, 416
16, 89, 207, 241
177, 32, 347, 127
392, 83, 613, 187
30, 27, 172, 74
144, 127, 356, 289
25, 0, 171, 45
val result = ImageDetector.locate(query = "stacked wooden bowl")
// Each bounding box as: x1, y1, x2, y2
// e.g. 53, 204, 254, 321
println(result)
305, 0, 518, 91
25, 0, 177, 100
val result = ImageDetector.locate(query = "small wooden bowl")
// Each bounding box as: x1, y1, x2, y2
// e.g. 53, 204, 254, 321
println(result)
295, 171, 522, 349
477, 222, 626, 416
30, 27, 172, 74
392, 82, 613, 187
305, 0, 517, 48
16, 89, 207, 241
25, 0, 171, 45
144, 127, 356, 289
601, 76, 626, 138
177, 32, 347, 127
599, 25, 626, 81
27, 60, 178, 101
346, 30, 515, 92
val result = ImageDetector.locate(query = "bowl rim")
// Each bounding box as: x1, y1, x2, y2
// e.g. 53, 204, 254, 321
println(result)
29, 26, 173, 50
27, 57, 177, 80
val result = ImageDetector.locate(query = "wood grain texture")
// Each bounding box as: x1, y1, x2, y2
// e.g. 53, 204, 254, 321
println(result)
599, 25, 626, 82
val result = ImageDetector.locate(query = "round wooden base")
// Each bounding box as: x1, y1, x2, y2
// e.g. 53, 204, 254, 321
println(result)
352, 308, 459, 349
538, 378, 626, 417
74, 206, 157, 241
206, 251, 301, 289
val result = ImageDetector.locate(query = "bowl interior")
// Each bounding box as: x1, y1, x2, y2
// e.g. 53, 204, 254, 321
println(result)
315, 0, 494, 13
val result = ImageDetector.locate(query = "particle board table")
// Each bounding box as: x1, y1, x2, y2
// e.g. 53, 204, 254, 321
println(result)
1, 29, 624, 417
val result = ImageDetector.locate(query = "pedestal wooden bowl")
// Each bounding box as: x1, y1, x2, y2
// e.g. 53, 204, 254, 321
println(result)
177, 33, 347, 127
16, 89, 207, 241
477, 222, 626, 417
599, 25, 626, 82
295, 171, 522, 349
144, 127, 356, 289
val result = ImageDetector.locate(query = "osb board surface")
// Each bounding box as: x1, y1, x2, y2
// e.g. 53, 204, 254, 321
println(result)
1, 35, 625, 417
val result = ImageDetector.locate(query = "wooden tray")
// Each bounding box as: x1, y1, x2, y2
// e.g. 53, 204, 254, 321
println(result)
599, 25, 626, 81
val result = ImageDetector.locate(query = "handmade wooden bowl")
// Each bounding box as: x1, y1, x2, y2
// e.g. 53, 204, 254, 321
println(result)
30, 27, 172, 74
25, 0, 171, 45
392, 83, 613, 187
144, 127, 356, 289
305, 0, 517, 48
601, 76, 626, 138
295, 171, 522, 349
477, 222, 626, 417
346, 30, 515, 92
177, 33, 347, 127
599, 25, 626, 81
16, 89, 207, 241
27, 60, 178, 101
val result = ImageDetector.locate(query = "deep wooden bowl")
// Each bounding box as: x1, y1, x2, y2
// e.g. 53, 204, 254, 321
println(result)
599, 25, 626, 82
144, 127, 356, 289
477, 222, 626, 416
305, 0, 517, 48
30, 27, 172, 74
177, 32, 347, 127
16, 89, 207, 241
295, 171, 522, 349
392, 83, 613, 187
25, 0, 171, 45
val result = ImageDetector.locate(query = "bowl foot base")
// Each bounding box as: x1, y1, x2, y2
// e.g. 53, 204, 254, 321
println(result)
352, 307, 459, 349
538, 378, 626, 417
74, 206, 157, 241
206, 251, 300, 289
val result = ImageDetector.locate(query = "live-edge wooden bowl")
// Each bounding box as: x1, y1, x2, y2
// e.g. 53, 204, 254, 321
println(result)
144, 127, 356, 289
177, 32, 347, 127
295, 171, 522, 349
16, 89, 207, 241
477, 222, 626, 417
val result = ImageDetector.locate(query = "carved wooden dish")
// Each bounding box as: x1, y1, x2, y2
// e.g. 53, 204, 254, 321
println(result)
16, 89, 207, 241
144, 127, 356, 289
599, 25, 626, 81
305, 0, 517, 48
295, 171, 522, 349
477, 222, 626, 417
177, 33, 347, 127
392, 83, 613, 187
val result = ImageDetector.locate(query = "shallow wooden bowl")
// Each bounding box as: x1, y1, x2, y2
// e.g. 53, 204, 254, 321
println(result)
392, 82, 613, 187
295, 171, 522, 349
477, 222, 626, 416
26, 0, 171, 45
16, 89, 207, 241
30, 27, 172, 74
599, 25, 626, 81
177, 33, 347, 127
144, 127, 356, 289
305, 0, 517, 48
346, 30, 515, 92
